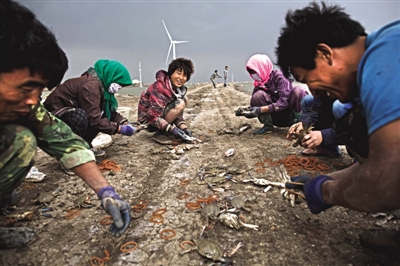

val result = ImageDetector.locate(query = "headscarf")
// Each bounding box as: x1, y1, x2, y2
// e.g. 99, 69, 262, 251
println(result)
93, 59, 132, 120
245, 54, 273, 88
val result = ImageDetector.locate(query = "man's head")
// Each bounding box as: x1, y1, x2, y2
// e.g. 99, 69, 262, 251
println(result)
167, 58, 194, 88
0, 0, 68, 122
1, 0, 68, 89
275, 1, 367, 102
225, 66, 228, 70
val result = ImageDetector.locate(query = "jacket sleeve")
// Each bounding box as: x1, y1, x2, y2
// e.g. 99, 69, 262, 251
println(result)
29, 103, 95, 170
266, 74, 291, 113
76, 79, 120, 134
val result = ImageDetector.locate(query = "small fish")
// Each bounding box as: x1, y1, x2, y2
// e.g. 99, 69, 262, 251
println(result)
224, 148, 235, 157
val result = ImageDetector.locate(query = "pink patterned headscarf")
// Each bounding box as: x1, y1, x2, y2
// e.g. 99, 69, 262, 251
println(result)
246, 54, 273, 88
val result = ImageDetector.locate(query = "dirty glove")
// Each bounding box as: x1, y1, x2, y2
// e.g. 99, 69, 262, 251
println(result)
119, 124, 138, 136
243, 107, 262, 118
97, 186, 131, 237
182, 128, 192, 137
286, 175, 333, 214
171, 127, 187, 139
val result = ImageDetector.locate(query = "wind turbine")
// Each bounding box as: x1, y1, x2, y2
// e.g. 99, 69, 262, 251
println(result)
162, 20, 188, 65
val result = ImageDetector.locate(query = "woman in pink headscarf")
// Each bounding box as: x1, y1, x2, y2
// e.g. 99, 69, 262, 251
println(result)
243, 54, 308, 134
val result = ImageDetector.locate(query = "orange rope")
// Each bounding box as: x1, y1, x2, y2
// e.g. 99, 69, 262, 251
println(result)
98, 159, 122, 172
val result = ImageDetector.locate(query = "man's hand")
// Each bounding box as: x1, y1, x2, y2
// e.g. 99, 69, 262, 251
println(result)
301, 131, 323, 148
286, 175, 333, 214
243, 107, 262, 118
182, 128, 192, 137
171, 126, 187, 139
119, 125, 139, 136
287, 122, 304, 138
97, 186, 131, 237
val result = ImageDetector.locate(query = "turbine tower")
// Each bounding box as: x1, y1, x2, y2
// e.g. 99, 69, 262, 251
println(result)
162, 20, 188, 65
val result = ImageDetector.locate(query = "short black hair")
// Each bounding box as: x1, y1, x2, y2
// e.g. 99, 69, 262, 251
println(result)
214, 70, 218, 73
0, 0, 68, 89
167, 57, 195, 81
275, 1, 366, 78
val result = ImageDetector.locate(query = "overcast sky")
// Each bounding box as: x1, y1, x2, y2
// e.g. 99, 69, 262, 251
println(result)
18, 0, 399, 84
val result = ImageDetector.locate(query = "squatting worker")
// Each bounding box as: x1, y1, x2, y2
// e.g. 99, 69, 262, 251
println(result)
44, 59, 139, 166
0, 0, 131, 249
137, 58, 195, 143
277, 1, 400, 215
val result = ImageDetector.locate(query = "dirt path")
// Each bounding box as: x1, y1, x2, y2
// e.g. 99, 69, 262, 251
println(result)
0, 83, 398, 266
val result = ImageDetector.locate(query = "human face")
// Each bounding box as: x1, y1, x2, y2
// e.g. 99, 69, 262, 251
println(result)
170, 68, 187, 89
0, 68, 47, 122
290, 54, 358, 103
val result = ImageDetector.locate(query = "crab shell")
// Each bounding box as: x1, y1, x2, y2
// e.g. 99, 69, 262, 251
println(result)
193, 239, 227, 262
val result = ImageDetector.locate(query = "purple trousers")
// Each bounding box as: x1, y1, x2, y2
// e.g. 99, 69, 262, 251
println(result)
250, 86, 308, 127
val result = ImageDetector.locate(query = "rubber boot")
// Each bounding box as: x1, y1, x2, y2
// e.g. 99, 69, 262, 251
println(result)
0, 227, 37, 249
254, 113, 274, 135
289, 112, 302, 125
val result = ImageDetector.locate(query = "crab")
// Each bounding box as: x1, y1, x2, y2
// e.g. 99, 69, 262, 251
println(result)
181, 238, 231, 263
199, 202, 220, 236
73, 193, 93, 208
290, 124, 314, 147
33, 188, 62, 206
218, 212, 259, 230
227, 196, 251, 213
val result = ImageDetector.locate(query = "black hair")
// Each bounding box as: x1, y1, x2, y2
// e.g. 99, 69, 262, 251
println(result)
167, 57, 195, 81
275, 1, 366, 78
0, 0, 68, 89
214, 70, 218, 73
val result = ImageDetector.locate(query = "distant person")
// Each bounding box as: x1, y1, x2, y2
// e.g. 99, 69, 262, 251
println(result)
137, 58, 195, 144
210, 70, 221, 88
243, 54, 308, 134
276, 2, 400, 256
287, 95, 353, 158
0, 0, 131, 249
44, 59, 140, 164
223, 66, 229, 87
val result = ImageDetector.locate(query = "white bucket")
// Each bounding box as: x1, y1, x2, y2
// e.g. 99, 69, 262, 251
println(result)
117, 106, 131, 120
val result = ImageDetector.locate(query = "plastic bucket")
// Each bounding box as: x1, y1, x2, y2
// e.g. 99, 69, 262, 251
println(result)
117, 107, 131, 120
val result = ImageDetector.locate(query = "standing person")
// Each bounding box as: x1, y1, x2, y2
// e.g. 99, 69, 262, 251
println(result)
137, 58, 195, 144
242, 54, 308, 134
0, 0, 131, 249
287, 95, 353, 158
276, 1, 400, 255
210, 70, 221, 88
223, 66, 229, 87
44, 59, 139, 162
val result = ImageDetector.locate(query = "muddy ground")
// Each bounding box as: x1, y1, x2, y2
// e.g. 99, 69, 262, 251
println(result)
1, 83, 399, 266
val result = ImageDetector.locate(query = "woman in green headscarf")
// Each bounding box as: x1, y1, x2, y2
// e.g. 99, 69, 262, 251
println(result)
44, 59, 139, 159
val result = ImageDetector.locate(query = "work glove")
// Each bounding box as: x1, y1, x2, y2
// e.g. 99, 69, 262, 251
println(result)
243, 107, 262, 119
182, 128, 192, 137
285, 175, 333, 214
97, 186, 132, 237
119, 124, 139, 136
171, 127, 187, 139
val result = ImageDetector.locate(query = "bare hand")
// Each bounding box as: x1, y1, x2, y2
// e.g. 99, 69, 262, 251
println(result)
302, 131, 323, 148
286, 122, 304, 138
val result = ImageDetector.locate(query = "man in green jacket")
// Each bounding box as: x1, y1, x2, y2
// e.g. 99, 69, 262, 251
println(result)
0, 0, 131, 249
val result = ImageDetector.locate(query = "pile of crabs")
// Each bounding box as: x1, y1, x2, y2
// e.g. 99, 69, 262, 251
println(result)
177, 163, 305, 264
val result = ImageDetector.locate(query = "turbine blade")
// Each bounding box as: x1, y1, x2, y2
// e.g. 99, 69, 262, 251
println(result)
174, 41, 189, 44
162, 20, 172, 41
166, 43, 172, 65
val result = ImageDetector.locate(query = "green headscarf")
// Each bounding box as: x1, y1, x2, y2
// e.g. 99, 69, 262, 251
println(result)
93, 59, 132, 120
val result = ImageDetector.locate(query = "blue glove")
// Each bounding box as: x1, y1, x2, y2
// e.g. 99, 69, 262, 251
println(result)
97, 186, 131, 237
171, 127, 187, 139
119, 124, 138, 136
243, 107, 262, 118
183, 128, 192, 137
286, 175, 333, 214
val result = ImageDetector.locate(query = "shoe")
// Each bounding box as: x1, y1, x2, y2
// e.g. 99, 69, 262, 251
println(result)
301, 147, 344, 158
60, 162, 75, 176
91, 147, 106, 157
0, 227, 37, 249
253, 124, 273, 135
359, 230, 400, 259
